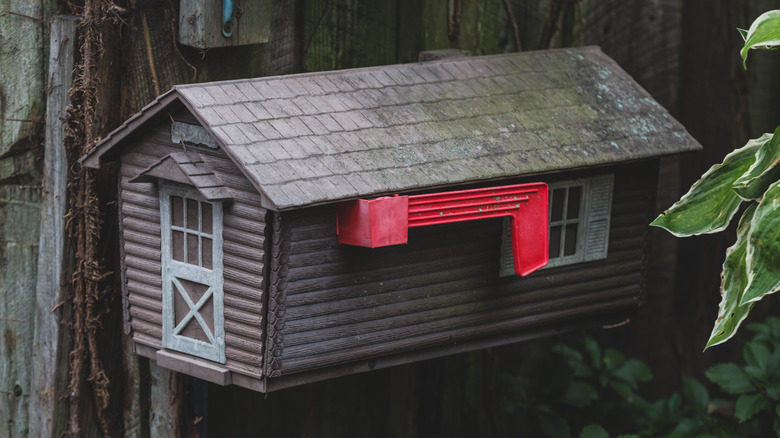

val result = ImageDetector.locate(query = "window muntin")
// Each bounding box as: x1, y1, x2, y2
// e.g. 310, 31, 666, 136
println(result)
549, 185, 583, 261
170, 195, 214, 268
160, 183, 226, 364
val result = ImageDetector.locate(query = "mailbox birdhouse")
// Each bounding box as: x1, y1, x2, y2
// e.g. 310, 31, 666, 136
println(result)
83, 47, 700, 392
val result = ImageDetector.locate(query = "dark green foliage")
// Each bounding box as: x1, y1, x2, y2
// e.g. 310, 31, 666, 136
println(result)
503, 319, 780, 437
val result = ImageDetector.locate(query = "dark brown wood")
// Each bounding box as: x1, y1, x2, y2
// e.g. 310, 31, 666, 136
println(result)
245, 297, 636, 393
264, 211, 291, 378
115, 109, 660, 392
265, 162, 654, 378
119, 117, 267, 380
128, 294, 163, 313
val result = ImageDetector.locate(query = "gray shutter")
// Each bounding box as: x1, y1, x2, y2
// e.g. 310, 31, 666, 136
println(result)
582, 175, 613, 262
499, 218, 515, 277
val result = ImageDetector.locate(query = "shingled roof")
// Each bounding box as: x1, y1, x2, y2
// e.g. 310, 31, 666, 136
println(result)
84, 46, 700, 210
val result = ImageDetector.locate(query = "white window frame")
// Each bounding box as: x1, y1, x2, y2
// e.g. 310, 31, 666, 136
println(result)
160, 182, 226, 364
500, 174, 613, 275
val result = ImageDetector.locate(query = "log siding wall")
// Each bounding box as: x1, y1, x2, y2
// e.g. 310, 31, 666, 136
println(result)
271, 161, 657, 376
120, 116, 267, 378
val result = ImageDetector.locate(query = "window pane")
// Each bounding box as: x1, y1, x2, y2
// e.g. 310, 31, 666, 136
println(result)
202, 238, 213, 269
551, 189, 565, 222
187, 233, 199, 265
172, 231, 184, 262
549, 225, 561, 258
202, 203, 213, 234
172, 196, 183, 227
567, 186, 582, 220
187, 199, 199, 231
564, 223, 578, 256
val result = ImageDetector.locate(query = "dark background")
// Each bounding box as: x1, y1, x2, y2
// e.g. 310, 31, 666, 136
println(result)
3, 0, 780, 436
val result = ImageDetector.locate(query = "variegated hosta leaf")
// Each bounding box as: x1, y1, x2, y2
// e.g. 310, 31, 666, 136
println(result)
741, 180, 780, 305
740, 9, 780, 68
650, 139, 761, 237
706, 204, 757, 349
733, 128, 780, 200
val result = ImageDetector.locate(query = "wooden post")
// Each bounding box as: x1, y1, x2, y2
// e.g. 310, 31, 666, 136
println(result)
150, 363, 182, 437
0, 1, 46, 436
29, 16, 80, 438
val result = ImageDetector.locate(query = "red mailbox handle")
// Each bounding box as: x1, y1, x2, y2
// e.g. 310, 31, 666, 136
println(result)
337, 182, 549, 276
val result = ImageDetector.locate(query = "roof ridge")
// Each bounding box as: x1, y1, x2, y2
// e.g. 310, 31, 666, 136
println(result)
173, 46, 604, 92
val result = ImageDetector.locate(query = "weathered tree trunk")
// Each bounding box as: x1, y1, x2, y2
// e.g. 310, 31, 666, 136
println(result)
0, 0, 51, 436
29, 16, 79, 438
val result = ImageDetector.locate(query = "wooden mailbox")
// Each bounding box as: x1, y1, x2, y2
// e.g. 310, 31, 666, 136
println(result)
82, 47, 700, 392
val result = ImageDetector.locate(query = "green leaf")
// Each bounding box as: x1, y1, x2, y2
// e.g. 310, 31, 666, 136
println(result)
579, 424, 609, 438
668, 393, 681, 411
735, 393, 766, 423
765, 379, 780, 400
741, 180, 780, 305
733, 128, 780, 200
651, 139, 761, 236
737, 27, 749, 40
584, 337, 601, 368
747, 320, 771, 337
766, 316, 780, 338
609, 380, 637, 402
766, 348, 780, 377
746, 317, 780, 348
557, 344, 584, 363
668, 418, 700, 438
612, 359, 653, 387
744, 341, 771, 373
560, 381, 598, 408
740, 10, 780, 68
706, 204, 757, 348
539, 411, 570, 438
603, 348, 625, 371
705, 363, 754, 395
684, 378, 709, 410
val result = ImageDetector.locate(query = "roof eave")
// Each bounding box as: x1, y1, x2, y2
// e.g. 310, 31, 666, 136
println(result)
79, 85, 281, 211
80, 90, 182, 169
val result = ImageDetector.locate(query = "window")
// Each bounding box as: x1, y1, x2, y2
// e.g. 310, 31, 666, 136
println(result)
549, 184, 582, 261
160, 183, 226, 363
500, 175, 613, 275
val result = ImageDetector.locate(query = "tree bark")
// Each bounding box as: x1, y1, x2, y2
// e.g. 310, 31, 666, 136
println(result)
0, 0, 50, 436
29, 16, 79, 438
